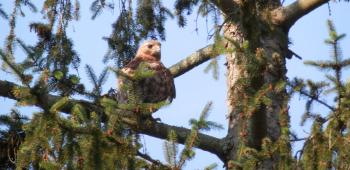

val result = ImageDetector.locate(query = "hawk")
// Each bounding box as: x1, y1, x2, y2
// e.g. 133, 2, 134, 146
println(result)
117, 40, 176, 111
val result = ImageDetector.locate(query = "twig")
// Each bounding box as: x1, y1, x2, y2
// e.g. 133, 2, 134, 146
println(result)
288, 82, 335, 111
137, 151, 170, 169
290, 137, 307, 142
299, 89, 335, 111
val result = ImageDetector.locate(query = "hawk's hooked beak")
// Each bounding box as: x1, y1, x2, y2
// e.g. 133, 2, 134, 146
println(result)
154, 46, 161, 53
154, 46, 161, 59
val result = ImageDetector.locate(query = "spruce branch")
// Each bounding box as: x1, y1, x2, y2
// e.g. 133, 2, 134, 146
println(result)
97, 67, 109, 88
0, 50, 31, 87
176, 102, 223, 169
178, 103, 207, 168
0, 4, 8, 19
204, 58, 220, 80
0, 80, 225, 161
164, 130, 178, 167
288, 80, 335, 112
85, 65, 110, 97
0, 40, 227, 164
0, 109, 27, 168
85, 65, 99, 88
271, 0, 329, 28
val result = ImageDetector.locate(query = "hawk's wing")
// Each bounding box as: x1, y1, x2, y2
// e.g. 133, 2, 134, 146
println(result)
162, 65, 176, 102
119, 58, 142, 79
117, 58, 176, 104
137, 61, 175, 103
116, 58, 142, 103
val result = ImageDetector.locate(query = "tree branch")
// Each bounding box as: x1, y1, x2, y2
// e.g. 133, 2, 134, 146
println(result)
0, 80, 18, 101
136, 151, 170, 169
287, 82, 335, 111
298, 88, 335, 112
169, 44, 220, 78
271, 0, 329, 28
0, 80, 99, 114
209, 0, 238, 16
137, 120, 225, 161
0, 41, 226, 161
0, 79, 225, 161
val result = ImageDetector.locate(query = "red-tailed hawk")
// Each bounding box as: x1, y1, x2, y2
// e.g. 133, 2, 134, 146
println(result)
117, 40, 175, 109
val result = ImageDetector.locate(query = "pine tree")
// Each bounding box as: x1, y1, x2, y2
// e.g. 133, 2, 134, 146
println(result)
0, 0, 350, 169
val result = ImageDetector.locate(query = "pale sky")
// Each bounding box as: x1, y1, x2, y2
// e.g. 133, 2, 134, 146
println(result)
1, 1, 350, 169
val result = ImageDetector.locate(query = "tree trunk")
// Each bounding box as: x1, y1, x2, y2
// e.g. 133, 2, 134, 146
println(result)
222, 14, 290, 169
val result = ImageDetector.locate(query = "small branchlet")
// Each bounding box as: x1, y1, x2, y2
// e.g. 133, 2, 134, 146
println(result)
292, 20, 350, 169
162, 102, 222, 169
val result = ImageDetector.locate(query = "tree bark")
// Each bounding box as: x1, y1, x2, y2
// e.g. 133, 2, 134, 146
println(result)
220, 2, 290, 168
271, 0, 330, 28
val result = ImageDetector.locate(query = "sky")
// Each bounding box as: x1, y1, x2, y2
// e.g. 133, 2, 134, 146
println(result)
0, 0, 350, 169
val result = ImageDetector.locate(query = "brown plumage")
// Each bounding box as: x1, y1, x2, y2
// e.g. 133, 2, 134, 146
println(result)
117, 40, 176, 105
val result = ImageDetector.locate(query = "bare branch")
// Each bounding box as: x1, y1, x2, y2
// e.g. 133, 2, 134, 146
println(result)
290, 137, 307, 142
169, 44, 221, 78
271, 0, 329, 28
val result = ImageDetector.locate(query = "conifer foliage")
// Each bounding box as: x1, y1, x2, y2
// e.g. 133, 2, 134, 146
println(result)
1, 0, 350, 169
0, 1, 222, 168
290, 20, 350, 169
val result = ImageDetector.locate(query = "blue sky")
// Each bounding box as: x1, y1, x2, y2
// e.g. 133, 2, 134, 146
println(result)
0, 1, 350, 169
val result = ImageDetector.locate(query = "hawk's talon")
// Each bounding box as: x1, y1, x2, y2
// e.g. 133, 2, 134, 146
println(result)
149, 106, 155, 113
134, 106, 141, 113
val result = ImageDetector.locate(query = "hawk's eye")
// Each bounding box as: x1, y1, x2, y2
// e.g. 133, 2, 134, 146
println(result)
147, 44, 153, 48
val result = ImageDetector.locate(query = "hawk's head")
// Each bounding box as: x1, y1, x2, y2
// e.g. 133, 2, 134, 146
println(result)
136, 40, 161, 61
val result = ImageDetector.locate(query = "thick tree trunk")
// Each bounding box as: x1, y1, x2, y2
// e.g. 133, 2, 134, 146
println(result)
222, 16, 290, 169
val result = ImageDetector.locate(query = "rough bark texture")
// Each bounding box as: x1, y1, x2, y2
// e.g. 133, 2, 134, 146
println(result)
223, 22, 288, 169
220, 1, 290, 168
271, 0, 330, 28
169, 44, 219, 78
216, 0, 330, 168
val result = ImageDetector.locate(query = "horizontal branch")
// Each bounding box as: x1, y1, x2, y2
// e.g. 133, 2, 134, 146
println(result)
0, 80, 18, 101
0, 79, 224, 160
137, 121, 225, 161
0, 80, 100, 114
271, 0, 329, 28
169, 44, 220, 78
0, 41, 226, 161
290, 137, 307, 142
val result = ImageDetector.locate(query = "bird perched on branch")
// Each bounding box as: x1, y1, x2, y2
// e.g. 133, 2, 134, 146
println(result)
116, 40, 176, 112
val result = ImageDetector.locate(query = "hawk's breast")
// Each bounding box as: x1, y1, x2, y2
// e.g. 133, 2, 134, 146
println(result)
138, 61, 175, 103
118, 58, 175, 104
